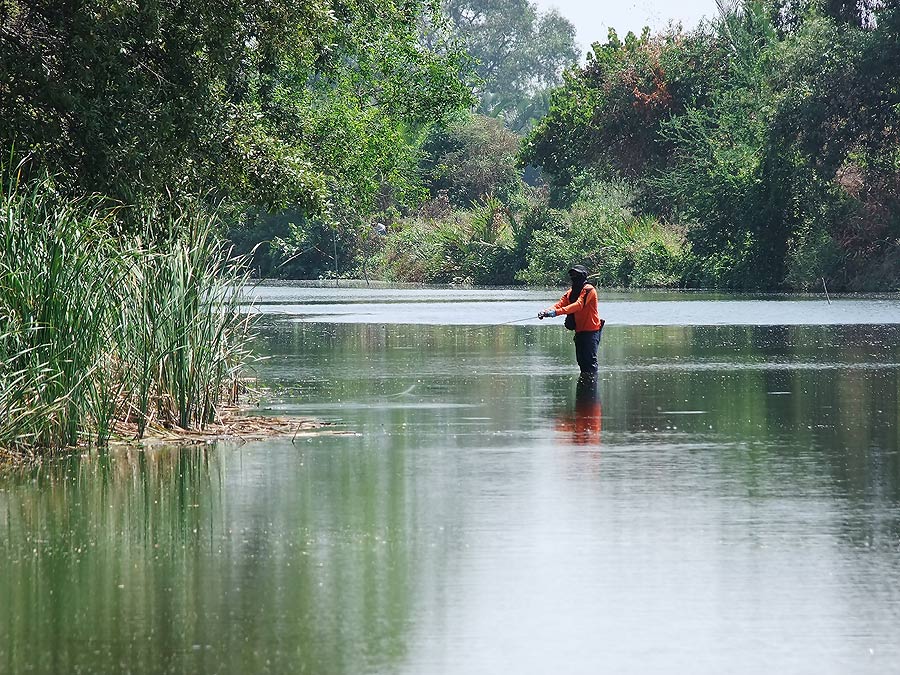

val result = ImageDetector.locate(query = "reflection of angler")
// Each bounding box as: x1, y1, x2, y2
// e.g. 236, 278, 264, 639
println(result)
556, 375, 602, 446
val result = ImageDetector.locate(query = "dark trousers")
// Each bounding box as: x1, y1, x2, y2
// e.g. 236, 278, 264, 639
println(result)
574, 330, 601, 374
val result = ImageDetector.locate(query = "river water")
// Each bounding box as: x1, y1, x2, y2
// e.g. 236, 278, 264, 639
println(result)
2, 286, 900, 674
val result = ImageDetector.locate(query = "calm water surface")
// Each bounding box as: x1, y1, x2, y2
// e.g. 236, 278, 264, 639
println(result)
2, 286, 900, 674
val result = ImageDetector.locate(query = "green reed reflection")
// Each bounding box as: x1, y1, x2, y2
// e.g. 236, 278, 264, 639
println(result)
2, 320, 900, 673
0, 440, 423, 674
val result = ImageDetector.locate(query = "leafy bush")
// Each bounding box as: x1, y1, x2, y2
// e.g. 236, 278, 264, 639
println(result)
517, 181, 687, 286
421, 114, 524, 207
375, 196, 520, 284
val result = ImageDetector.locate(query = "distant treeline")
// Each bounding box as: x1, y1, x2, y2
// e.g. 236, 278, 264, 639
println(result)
522, 0, 900, 290
2, 0, 898, 291
247, 0, 900, 291
379, 0, 900, 291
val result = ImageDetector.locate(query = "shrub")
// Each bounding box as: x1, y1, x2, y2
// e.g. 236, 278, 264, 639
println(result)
517, 181, 687, 286
375, 196, 520, 284
421, 114, 524, 207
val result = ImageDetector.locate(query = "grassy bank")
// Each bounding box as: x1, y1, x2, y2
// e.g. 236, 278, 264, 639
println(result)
374, 182, 688, 287
0, 175, 254, 456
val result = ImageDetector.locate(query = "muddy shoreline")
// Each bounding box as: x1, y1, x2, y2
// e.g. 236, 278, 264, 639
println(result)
114, 406, 352, 447
1, 408, 353, 465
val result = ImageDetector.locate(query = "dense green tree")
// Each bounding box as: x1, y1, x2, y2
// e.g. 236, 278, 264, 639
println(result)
523, 0, 900, 290
648, 2, 792, 287
521, 24, 726, 205
1, 0, 324, 207
420, 113, 522, 206
0, 0, 471, 215
441, 0, 579, 130
767, 7, 900, 288
766, 0, 883, 28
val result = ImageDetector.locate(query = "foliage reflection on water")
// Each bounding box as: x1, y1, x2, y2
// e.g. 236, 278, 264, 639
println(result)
0, 438, 421, 674
1, 320, 900, 672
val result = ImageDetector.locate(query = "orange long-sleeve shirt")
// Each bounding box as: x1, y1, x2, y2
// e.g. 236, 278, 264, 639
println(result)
551, 284, 602, 332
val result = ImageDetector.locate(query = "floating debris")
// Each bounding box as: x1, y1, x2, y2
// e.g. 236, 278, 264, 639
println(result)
112, 405, 354, 447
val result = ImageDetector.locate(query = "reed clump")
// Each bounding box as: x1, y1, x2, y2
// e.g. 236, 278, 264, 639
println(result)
0, 174, 255, 456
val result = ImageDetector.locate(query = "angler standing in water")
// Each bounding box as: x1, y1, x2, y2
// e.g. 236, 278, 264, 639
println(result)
537, 265, 605, 376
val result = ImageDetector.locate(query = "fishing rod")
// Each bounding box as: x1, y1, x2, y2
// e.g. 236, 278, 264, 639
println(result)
496, 316, 539, 325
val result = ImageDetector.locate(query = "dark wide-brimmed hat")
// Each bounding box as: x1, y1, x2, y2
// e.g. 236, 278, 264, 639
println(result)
568, 265, 589, 278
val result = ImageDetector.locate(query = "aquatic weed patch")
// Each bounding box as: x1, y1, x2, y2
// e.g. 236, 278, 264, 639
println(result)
0, 175, 256, 456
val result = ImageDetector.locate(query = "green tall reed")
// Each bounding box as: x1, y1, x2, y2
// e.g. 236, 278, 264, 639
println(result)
0, 176, 118, 450
0, 173, 255, 455
119, 209, 254, 433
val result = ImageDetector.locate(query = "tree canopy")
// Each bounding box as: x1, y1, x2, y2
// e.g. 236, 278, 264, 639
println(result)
4, 0, 899, 290
523, 1, 900, 289
0, 0, 472, 214
441, 0, 579, 131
